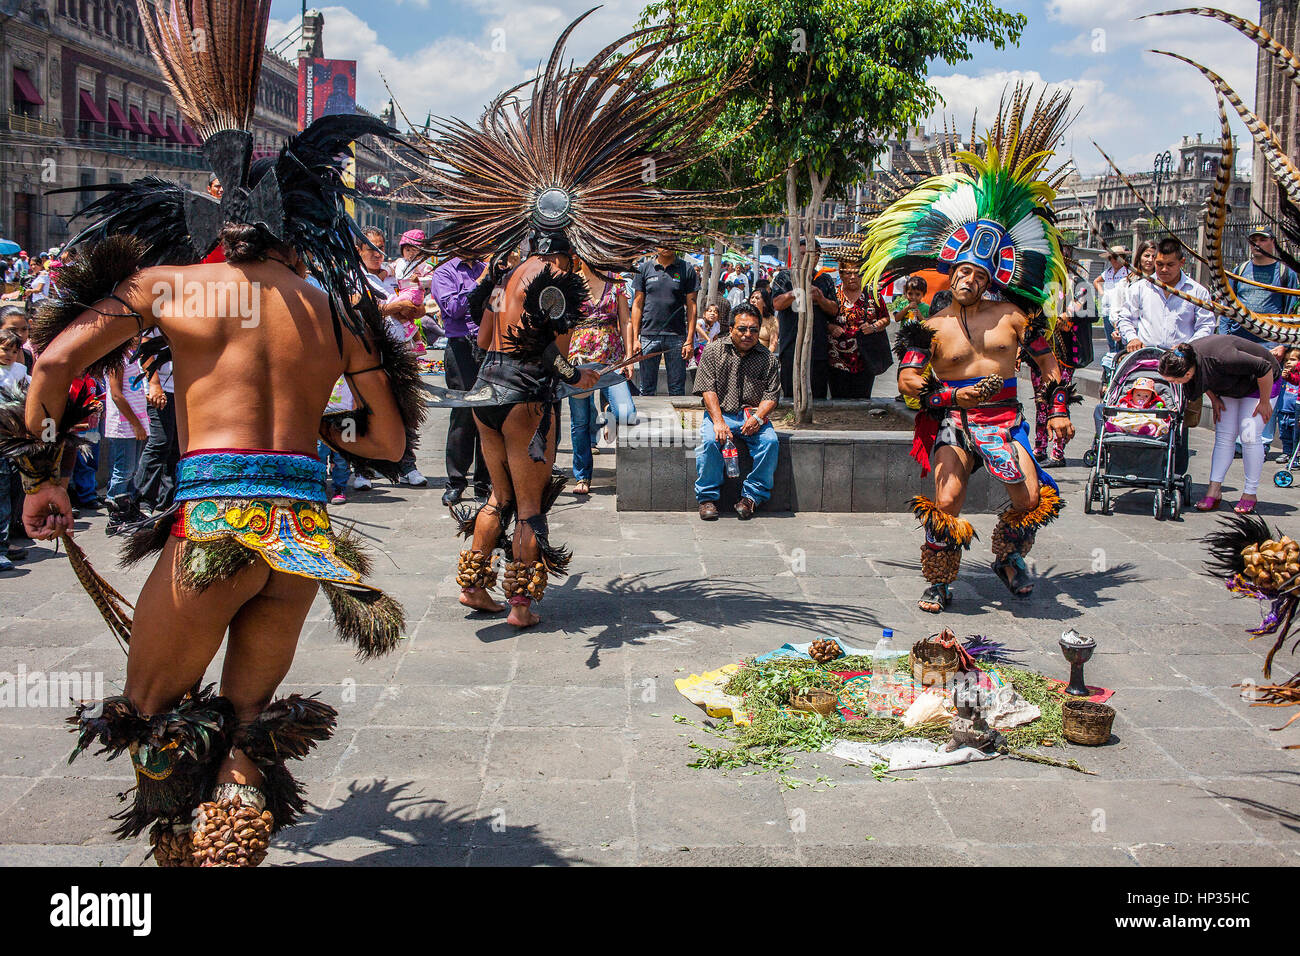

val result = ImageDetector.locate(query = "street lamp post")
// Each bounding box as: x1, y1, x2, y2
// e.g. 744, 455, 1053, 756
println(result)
1151, 150, 1173, 224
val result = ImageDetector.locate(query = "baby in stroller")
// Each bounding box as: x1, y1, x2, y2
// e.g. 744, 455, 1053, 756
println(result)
1108, 377, 1170, 438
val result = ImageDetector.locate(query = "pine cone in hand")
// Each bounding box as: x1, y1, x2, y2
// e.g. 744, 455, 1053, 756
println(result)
810, 639, 843, 664
970, 374, 1005, 404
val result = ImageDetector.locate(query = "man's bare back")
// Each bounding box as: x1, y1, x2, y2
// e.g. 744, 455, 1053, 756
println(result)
132, 259, 349, 456
927, 298, 1028, 383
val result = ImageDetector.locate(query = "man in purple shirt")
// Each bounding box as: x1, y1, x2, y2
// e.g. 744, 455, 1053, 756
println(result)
430, 256, 490, 505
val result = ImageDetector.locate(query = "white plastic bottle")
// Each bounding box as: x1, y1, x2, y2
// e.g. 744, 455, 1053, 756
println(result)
869, 629, 894, 716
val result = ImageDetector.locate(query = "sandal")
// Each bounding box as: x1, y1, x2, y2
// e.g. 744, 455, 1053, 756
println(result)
993, 554, 1034, 597
573, 481, 590, 495
1234, 497, 1257, 514
1194, 496, 1221, 512
918, 583, 951, 614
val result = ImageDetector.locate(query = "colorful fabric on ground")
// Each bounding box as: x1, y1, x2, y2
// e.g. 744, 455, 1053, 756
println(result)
175, 497, 369, 588
1046, 679, 1114, 704
674, 665, 751, 726
175, 450, 327, 503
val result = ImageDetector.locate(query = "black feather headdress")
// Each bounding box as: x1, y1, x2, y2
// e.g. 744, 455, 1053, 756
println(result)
406, 8, 754, 270
44, 0, 407, 354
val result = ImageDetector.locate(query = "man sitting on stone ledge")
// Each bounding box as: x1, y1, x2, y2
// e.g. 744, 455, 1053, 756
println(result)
693, 304, 781, 520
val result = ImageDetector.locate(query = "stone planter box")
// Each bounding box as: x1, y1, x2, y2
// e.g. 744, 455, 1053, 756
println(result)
615, 398, 996, 513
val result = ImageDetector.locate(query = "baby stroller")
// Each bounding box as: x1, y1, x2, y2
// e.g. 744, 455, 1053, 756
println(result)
1274, 444, 1298, 487
1082, 346, 1191, 520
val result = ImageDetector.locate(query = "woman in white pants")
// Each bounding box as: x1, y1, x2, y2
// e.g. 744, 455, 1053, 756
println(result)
1159, 338, 1281, 514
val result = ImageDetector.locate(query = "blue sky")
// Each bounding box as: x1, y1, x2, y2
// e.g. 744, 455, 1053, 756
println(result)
267, 0, 1264, 177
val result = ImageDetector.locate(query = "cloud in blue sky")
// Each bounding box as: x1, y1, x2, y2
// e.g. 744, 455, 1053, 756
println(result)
268, 0, 1264, 178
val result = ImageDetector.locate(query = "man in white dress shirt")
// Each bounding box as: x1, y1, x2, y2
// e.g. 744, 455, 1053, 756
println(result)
1114, 237, 1215, 352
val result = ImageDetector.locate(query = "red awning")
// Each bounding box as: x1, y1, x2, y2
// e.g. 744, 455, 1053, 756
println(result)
147, 111, 167, 139
181, 122, 201, 146
12, 68, 44, 106
163, 117, 183, 143
128, 105, 151, 136
106, 99, 130, 131
78, 90, 106, 124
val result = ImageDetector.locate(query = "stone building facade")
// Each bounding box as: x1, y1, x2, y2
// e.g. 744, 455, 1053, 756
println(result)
1, 0, 418, 253
1252, 0, 1299, 221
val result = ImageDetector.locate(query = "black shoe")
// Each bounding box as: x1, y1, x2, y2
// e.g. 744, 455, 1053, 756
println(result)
5, 545, 27, 560
473, 483, 491, 501
442, 485, 466, 507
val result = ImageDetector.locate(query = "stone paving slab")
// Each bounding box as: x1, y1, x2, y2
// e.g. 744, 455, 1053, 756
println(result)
3, 388, 1300, 866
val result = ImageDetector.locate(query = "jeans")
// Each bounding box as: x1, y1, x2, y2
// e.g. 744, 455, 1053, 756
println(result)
0, 459, 11, 548
317, 440, 351, 492
1279, 410, 1298, 458
568, 380, 638, 483
695, 412, 779, 505
444, 336, 486, 489
638, 333, 687, 396
106, 436, 143, 499
70, 437, 100, 504
133, 398, 179, 510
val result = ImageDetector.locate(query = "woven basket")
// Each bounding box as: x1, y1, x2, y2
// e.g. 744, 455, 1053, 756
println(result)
1062, 698, 1115, 746
910, 640, 960, 687
791, 687, 838, 718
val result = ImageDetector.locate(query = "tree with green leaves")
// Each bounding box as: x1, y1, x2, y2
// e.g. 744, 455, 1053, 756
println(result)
641, 0, 1025, 422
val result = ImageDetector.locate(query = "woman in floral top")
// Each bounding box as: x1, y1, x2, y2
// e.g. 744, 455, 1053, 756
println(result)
827, 257, 893, 398
567, 255, 639, 495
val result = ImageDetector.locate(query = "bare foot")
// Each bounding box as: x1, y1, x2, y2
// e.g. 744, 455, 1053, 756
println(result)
507, 604, 540, 628
460, 589, 504, 613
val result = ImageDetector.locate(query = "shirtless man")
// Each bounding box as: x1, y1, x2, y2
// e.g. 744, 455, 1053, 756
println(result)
20, 224, 407, 864
456, 246, 600, 628
897, 261, 1076, 613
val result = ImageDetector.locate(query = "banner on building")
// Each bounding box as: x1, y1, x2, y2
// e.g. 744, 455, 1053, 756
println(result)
297, 58, 357, 130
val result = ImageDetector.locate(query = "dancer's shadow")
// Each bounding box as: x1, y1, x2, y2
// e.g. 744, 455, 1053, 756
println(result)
1208, 770, 1300, 837
286, 778, 569, 866
512, 569, 885, 669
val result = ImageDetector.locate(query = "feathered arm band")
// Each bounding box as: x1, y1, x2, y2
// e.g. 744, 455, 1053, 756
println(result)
893, 319, 934, 370
0, 382, 98, 493
30, 236, 148, 378
1037, 378, 1083, 420
320, 299, 428, 482
1021, 310, 1053, 360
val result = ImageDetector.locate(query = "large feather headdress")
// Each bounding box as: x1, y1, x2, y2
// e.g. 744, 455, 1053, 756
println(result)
862, 85, 1074, 316
401, 8, 753, 269
44, 0, 406, 352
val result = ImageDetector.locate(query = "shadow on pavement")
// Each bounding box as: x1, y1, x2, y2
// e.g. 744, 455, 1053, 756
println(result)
288, 778, 569, 866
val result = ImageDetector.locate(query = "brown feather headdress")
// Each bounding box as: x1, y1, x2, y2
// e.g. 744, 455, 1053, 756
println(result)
400, 8, 753, 269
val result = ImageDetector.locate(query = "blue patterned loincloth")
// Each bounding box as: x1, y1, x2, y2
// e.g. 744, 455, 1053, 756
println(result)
174, 449, 327, 503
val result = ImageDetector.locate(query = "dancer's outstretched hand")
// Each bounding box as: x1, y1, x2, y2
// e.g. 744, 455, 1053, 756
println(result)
24, 484, 74, 540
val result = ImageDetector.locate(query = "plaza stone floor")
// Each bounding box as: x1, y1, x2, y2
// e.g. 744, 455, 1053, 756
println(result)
3, 383, 1300, 867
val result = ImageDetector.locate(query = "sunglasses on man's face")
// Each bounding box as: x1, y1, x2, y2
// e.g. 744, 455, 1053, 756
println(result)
733, 325, 760, 334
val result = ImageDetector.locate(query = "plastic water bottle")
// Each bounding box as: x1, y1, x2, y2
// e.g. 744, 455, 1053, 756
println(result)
722, 438, 740, 477
869, 629, 895, 716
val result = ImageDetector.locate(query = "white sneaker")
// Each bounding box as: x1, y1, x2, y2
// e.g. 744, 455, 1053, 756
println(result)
403, 468, 428, 487
352, 474, 373, 491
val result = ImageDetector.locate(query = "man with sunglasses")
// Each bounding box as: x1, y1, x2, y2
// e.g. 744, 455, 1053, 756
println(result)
692, 303, 781, 520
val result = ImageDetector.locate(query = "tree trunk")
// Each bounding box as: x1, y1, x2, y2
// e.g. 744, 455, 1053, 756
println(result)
792, 163, 828, 425
709, 238, 725, 309
785, 168, 805, 422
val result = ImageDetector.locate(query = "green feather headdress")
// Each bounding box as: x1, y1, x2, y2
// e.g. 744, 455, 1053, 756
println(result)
863, 85, 1074, 318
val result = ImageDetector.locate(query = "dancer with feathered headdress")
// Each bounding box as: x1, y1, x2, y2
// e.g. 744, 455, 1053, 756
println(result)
862, 84, 1081, 613
411, 8, 750, 627
0, 0, 424, 865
